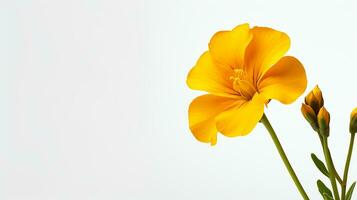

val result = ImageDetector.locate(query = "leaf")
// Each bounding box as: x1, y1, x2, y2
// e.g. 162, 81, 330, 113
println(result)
311, 153, 329, 177
323, 193, 334, 200
317, 180, 333, 199
346, 182, 356, 200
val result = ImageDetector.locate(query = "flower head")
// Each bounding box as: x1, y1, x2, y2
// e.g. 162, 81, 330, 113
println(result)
350, 107, 357, 134
187, 23, 307, 145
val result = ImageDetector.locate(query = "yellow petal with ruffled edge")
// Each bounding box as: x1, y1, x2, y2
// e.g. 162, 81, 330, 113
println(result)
216, 93, 265, 137
188, 94, 243, 145
258, 56, 307, 104
209, 23, 252, 69
187, 51, 237, 97
245, 27, 290, 83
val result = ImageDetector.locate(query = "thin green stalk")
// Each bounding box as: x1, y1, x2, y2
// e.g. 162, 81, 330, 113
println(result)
331, 156, 343, 185
319, 136, 343, 185
341, 133, 355, 200
260, 114, 310, 200
322, 138, 340, 200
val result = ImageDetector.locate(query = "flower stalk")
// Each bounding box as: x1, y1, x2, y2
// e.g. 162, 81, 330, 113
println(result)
322, 137, 340, 200
341, 133, 355, 200
260, 114, 310, 200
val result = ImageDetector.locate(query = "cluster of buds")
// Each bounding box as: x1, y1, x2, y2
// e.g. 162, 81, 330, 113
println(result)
301, 85, 330, 137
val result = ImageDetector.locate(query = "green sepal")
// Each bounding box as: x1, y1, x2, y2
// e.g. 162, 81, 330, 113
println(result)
311, 153, 329, 177
317, 180, 333, 199
346, 182, 356, 200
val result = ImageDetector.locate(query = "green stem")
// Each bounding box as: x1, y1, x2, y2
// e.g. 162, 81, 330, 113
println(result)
341, 133, 355, 200
319, 136, 343, 185
331, 156, 343, 185
322, 138, 340, 200
260, 114, 310, 200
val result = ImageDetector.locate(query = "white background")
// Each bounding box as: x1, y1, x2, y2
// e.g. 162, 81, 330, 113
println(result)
1, 0, 357, 199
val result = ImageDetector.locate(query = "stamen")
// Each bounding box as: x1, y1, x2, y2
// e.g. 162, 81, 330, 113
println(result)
229, 68, 257, 99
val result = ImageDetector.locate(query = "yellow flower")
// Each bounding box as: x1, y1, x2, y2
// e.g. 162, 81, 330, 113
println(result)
350, 107, 357, 134
187, 23, 307, 145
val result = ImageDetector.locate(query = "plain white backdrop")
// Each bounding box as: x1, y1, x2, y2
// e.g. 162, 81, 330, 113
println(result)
1, 0, 357, 199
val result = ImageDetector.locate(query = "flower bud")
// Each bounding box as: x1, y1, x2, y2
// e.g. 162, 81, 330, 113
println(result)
317, 107, 330, 137
305, 85, 324, 114
301, 103, 319, 131
350, 107, 357, 134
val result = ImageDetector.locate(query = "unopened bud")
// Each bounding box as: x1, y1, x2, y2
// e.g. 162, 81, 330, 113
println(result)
301, 103, 318, 131
317, 107, 330, 137
305, 85, 324, 114
349, 107, 357, 134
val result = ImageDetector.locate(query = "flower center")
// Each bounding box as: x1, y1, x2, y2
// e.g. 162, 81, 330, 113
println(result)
229, 69, 257, 100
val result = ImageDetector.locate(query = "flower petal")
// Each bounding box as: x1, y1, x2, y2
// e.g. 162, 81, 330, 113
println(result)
188, 94, 240, 145
209, 23, 252, 68
245, 26, 290, 83
187, 51, 237, 97
216, 94, 265, 137
258, 56, 307, 104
